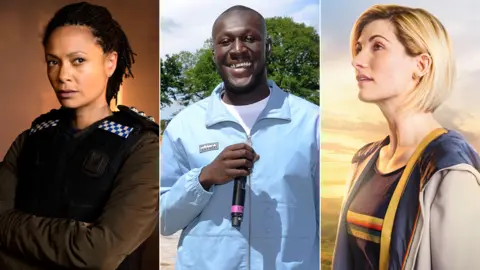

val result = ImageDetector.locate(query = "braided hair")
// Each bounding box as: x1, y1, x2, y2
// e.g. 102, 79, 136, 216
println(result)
42, 2, 136, 104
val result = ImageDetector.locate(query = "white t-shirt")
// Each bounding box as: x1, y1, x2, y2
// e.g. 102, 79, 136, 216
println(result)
222, 92, 270, 136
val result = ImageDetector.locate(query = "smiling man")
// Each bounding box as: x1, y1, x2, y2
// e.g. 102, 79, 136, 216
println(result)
160, 5, 320, 270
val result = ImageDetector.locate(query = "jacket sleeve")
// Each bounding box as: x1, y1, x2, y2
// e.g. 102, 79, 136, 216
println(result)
0, 131, 36, 269
160, 128, 214, 236
313, 115, 320, 228
430, 169, 480, 270
0, 132, 159, 270
0, 130, 28, 214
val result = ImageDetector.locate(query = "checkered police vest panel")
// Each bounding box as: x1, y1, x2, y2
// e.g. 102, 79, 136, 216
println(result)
98, 120, 134, 138
29, 119, 60, 135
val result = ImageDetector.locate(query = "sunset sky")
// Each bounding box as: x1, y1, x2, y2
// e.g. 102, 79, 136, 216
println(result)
322, 0, 480, 198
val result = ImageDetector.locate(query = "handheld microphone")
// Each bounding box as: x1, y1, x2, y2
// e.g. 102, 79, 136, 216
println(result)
231, 176, 246, 228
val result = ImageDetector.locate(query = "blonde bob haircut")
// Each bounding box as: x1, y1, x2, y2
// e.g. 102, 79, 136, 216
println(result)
350, 5, 455, 113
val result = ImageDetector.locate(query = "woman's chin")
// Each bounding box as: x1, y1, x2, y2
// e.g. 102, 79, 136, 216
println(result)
357, 92, 378, 103
57, 99, 81, 109
357, 90, 393, 104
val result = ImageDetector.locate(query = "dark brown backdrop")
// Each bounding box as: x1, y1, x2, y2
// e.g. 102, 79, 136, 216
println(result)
0, 0, 159, 158
0, 0, 159, 268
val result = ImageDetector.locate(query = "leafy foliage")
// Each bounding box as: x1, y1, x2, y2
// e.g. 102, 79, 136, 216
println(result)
160, 17, 320, 109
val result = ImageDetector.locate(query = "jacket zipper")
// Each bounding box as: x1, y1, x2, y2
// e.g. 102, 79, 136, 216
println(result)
246, 134, 252, 270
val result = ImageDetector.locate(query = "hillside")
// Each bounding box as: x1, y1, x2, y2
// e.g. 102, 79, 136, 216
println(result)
321, 197, 343, 269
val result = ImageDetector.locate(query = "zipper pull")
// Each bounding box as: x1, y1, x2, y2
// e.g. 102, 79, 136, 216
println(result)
246, 135, 253, 181
247, 135, 252, 146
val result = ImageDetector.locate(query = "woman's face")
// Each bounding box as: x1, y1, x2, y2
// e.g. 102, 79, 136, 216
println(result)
45, 25, 117, 109
351, 19, 418, 105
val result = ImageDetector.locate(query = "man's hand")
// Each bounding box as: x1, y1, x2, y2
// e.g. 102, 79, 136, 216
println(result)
199, 143, 259, 190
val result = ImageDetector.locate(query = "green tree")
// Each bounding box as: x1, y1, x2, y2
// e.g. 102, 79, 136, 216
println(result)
160, 51, 197, 108
160, 119, 169, 135
161, 16, 319, 107
266, 17, 319, 104
160, 54, 182, 108
180, 40, 222, 105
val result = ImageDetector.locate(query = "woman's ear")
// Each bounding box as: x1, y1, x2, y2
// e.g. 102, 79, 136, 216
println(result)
413, 53, 431, 79
105, 51, 118, 77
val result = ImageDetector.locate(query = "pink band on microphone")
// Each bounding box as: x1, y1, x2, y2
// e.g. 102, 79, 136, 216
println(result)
231, 205, 244, 213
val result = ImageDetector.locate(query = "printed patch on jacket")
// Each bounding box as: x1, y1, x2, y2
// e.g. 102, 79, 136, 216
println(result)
82, 150, 109, 177
98, 120, 134, 138
199, 142, 219, 153
30, 119, 60, 135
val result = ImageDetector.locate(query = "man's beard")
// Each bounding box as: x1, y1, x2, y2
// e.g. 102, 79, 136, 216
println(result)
221, 64, 267, 95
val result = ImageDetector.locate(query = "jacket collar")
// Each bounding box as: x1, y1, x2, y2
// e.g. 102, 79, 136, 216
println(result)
205, 79, 292, 127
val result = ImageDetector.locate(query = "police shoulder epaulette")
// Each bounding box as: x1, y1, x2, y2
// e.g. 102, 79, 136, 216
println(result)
97, 106, 158, 139
351, 140, 384, 164
97, 119, 135, 139
117, 105, 156, 123
118, 105, 159, 133
29, 108, 62, 135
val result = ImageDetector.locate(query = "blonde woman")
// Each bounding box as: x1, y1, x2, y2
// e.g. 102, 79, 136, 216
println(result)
331, 5, 480, 270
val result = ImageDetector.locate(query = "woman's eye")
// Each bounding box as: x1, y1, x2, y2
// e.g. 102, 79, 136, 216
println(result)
373, 43, 384, 51
73, 58, 85, 64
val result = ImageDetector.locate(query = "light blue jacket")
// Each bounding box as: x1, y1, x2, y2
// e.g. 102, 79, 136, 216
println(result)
160, 80, 319, 270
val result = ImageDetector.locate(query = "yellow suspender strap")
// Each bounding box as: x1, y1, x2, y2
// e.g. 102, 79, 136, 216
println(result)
379, 128, 447, 270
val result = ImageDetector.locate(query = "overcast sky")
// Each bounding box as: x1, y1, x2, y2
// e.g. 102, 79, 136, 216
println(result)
160, 0, 319, 119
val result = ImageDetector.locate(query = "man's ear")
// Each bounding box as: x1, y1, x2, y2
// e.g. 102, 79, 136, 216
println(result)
266, 37, 272, 58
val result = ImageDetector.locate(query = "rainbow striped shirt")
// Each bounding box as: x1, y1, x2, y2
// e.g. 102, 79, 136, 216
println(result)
346, 164, 404, 270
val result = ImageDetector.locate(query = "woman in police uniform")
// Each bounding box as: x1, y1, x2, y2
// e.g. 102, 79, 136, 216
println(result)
332, 4, 480, 270
0, 2, 158, 270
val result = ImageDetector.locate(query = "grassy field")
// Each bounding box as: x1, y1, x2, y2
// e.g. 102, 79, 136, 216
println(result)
321, 197, 343, 269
